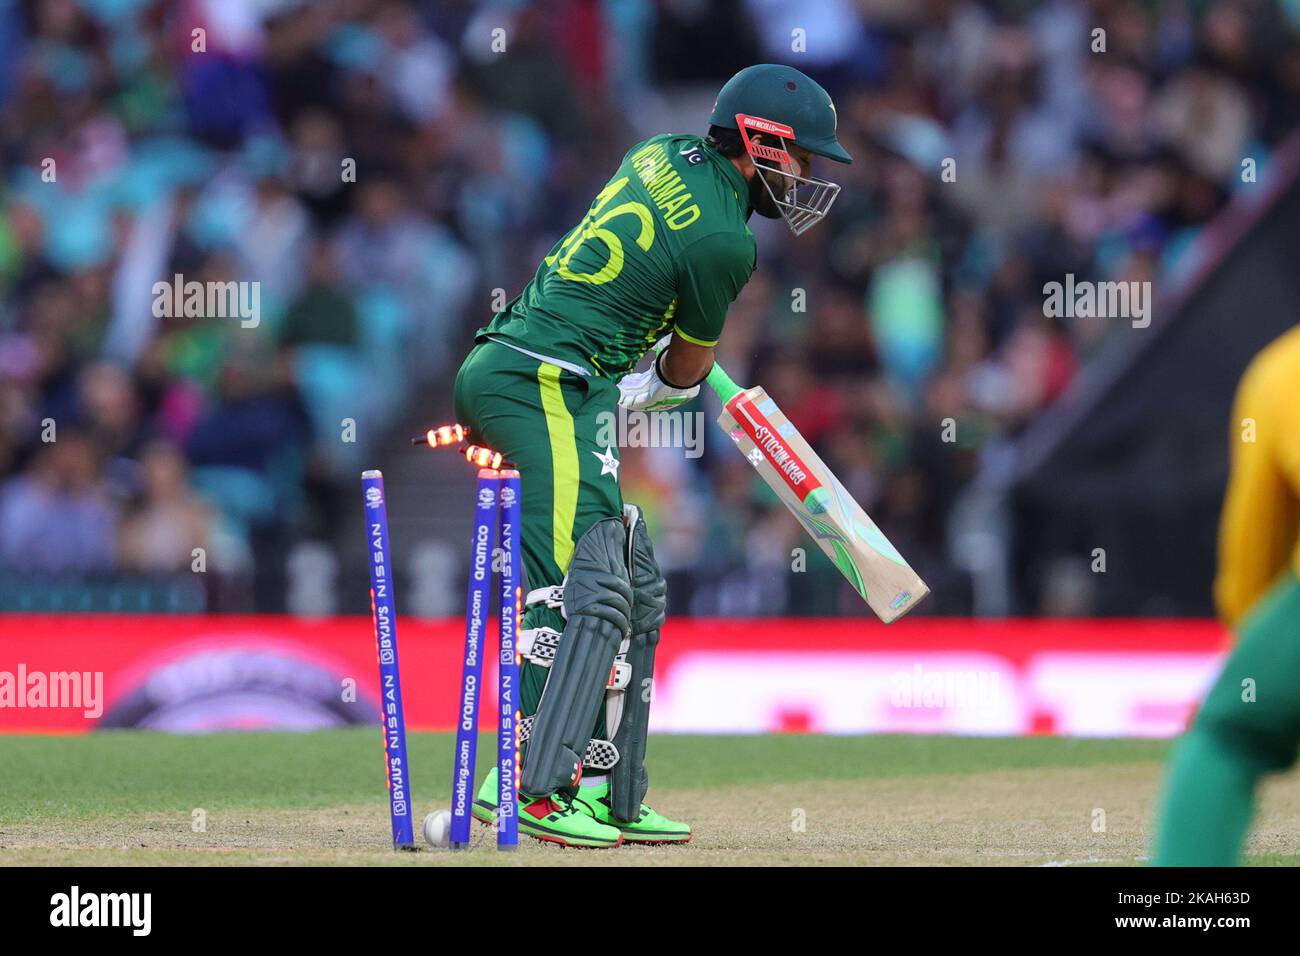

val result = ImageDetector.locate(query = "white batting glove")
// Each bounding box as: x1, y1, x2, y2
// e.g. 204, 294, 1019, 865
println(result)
617, 336, 700, 411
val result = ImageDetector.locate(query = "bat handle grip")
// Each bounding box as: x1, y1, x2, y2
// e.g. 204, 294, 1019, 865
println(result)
705, 362, 744, 402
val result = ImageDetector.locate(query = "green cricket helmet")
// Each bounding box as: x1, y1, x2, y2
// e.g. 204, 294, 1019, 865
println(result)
710, 63, 852, 164
709, 64, 852, 235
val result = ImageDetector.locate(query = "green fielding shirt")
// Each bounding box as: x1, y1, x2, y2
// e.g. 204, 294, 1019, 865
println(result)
477, 133, 757, 377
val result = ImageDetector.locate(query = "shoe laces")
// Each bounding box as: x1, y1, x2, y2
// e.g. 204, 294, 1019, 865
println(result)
547, 791, 581, 817
579, 790, 648, 823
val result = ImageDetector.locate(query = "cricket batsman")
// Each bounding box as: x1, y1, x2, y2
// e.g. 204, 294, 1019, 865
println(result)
1153, 324, 1300, 864
452, 64, 851, 847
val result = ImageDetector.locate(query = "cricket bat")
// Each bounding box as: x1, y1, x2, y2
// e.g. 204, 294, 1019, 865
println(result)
706, 362, 929, 623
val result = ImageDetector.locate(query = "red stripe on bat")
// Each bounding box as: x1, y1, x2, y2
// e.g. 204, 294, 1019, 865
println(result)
726, 393, 824, 500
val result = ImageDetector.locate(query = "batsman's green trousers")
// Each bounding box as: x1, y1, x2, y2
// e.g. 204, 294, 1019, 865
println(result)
453, 340, 623, 722
1154, 572, 1300, 864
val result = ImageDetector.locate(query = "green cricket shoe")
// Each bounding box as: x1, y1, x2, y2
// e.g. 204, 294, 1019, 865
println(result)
571, 779, 692, 845
472, 767, 623, 849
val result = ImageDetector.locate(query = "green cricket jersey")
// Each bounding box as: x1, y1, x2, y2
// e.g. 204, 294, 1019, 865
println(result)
477, 133, 757, 377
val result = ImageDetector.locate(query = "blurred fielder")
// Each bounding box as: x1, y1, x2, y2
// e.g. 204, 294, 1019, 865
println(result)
452, 64, 851, 847
1154, 325, 1300, 865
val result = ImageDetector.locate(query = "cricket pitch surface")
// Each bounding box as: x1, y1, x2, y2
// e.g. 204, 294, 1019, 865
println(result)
3, 731, 1297, 866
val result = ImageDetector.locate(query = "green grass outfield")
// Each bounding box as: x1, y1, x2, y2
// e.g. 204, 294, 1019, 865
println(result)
1, 732, 1296, 866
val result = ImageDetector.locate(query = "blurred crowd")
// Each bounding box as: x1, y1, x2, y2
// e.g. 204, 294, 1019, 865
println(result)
0, 0, 1297, 614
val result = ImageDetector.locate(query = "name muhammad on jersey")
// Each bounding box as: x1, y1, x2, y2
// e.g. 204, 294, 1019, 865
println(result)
629, 140, 702, 230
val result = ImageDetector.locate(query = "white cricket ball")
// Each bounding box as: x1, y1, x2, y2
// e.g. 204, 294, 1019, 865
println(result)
422, 809, 452, 848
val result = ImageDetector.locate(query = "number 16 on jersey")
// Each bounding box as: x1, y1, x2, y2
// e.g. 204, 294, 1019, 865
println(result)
707, 363, 929, 623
